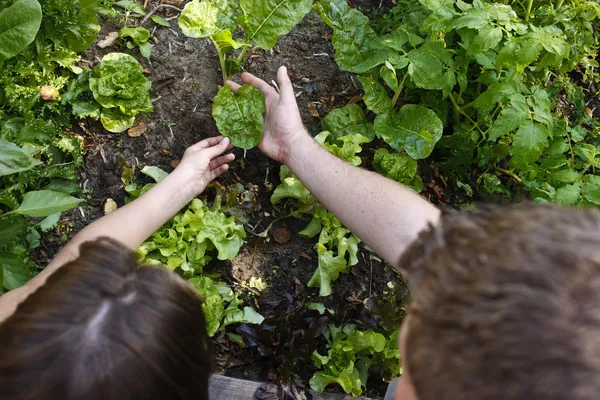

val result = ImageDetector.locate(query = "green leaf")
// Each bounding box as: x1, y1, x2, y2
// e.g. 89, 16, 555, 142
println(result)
0, 0, 42, 63
141, 166, 169, 182
0, 251, 31, 290
178, 0, 220, 38
357, 76, 392, 115
308, 244, 349, 297
71, 101, 101, 118
407, 42, 452, 91
223, 305, 265, 327
574, 143, 597, 164
314, 0, 388, 73
0, 138, 41, 177
151, 15, 170, 27
373, 148, 422, 191
322, 104, 374, 141
582, 175, 600, 205
374, 105, 443, 159
241, 0, 312, 49
211, 29, 246, 54
212, 85, 265, 149
37, 212, 62, 232
11, 190, 83, 217
470, 26, 502, 53
488, 104, 527, 141
555, 182, 581, 205
100, 108, 136, 133
509, 123, 549, 169
316, 132, 370, 166
0, 217, 27, 246
119, 27, 150, 45
90, 53, 153, 116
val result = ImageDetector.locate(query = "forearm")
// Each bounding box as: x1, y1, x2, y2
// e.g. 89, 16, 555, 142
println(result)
0, 169, 196, 316
285, 134, 440, 269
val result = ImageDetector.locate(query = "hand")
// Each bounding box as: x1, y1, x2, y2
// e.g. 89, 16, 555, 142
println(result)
226, 66, 308, 164
174, 136, 235, 195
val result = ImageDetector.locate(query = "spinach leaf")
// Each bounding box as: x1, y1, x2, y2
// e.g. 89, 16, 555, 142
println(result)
212, 85, 265, 149
0, 0, 42, 63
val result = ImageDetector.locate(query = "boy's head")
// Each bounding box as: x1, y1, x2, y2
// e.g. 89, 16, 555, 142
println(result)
0, 238, 213, 400
395, 204, 600, 400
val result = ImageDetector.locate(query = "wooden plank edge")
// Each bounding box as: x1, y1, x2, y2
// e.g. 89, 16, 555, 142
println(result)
209, 375, 379, 400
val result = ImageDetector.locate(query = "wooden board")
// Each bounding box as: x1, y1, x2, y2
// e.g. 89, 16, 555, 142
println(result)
209, 375, 378, 400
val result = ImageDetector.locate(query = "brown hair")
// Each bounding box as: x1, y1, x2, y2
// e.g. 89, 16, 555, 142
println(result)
0, 237, 214, 400
400, 204, 600, 400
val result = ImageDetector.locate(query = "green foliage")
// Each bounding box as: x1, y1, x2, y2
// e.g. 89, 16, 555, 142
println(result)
6, 190, 82, 217
138, 198, 246, 274
240, 0, 313, 50
0, 0, 42, 63
272, 132, 365, 296
0, 138, 41, 177
179, 0, 312, 82
119, 27, 152, 58
212, 85, 266, 149
88, 53, 153, 132
310, 324, 400, 396
317, 0, 600, 205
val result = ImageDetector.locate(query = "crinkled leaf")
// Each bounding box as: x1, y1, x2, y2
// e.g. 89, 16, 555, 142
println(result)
212, 85, 265, 149
178, 0, 220, 38
374, 105, 443, 159
0, 138, 41, 177
407, 42, 452, 90
316, 131, 370, 166
373, 148, 422, 192
357, 76, 392, 115
37, 212, 61, 232
212, 29, 246, 54
100, 108, 136, 133
322, 104, 374, 141
555, 182, 581, 205
89, 53, 153, 116
314, 0, 388, 73
0, 0, 42, 63
11, 190, 83, 217
308, 243, 349, 297
119, 27, 150, 46
241, 0, 313, 49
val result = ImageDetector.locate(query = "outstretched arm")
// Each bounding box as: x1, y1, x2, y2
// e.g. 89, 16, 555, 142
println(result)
228, 67, 439, 269
0, 136, 234, 322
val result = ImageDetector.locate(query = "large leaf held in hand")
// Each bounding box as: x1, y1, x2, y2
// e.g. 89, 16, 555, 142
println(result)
374, 105, 443, 159
0, 0, 42, 63
0, 138, 41, 177
212, 85, 265, 149
241, 0, 313, 49
11, 190, 83, 217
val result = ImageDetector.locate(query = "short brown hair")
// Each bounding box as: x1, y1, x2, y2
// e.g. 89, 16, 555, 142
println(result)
0, 238, 214, 400
400, 204, 600, 400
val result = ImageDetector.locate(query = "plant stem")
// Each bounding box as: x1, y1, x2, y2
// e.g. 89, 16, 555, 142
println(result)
525, 0, 533, 20
391, 74, 408, 107
495, 167, 522, 183
140, 4, 183, 25
236, 45, 249, 64
210, 37, 228, 83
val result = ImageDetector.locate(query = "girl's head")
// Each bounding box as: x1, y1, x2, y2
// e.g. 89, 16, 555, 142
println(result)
0, 238, 213, 400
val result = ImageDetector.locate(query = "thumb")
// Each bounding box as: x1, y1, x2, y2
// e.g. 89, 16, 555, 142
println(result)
202, 137, 231, 158
277, 66, 295, 103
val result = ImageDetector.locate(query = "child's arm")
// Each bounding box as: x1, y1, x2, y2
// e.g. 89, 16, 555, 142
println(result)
0, 136, 234, 322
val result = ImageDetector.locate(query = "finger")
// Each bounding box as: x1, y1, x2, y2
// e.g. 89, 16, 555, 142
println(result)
226, 80, 242, 93
241, 72, 278, 98
277, 66, 295, 103
188, 136, 224, 151
201, 137, 231, 159
209, 153, 235, 170
208, 163, 229, 181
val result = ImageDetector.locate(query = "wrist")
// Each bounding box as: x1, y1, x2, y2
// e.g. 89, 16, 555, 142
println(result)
281, 129, 312, 166
160, 167, 200, 205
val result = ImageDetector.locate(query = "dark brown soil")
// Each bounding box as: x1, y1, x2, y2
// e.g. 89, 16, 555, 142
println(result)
30, 5, 403, 399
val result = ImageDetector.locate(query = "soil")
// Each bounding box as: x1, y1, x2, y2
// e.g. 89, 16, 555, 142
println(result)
31, 4, 404, 399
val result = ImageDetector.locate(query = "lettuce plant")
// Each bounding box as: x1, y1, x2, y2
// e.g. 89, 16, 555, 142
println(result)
310, 324, 400, 396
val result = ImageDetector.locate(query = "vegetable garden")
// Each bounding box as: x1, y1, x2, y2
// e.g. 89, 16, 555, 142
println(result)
0, 0, 598, 397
